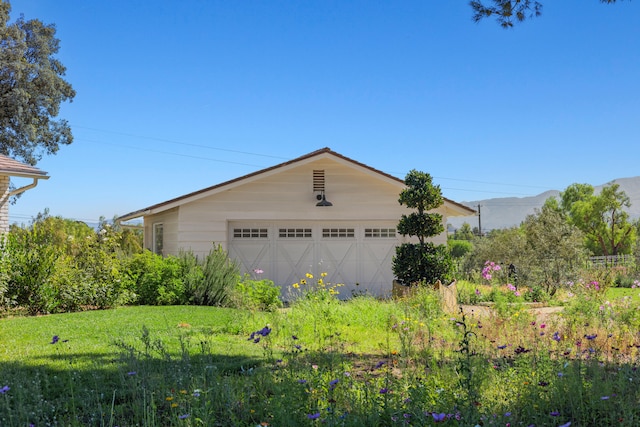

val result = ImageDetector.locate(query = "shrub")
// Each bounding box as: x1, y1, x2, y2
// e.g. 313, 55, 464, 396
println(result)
392, 170, 454, 286
189, 244, 240, 306
235, 275, 282, 311
3, 228, 59, 314
393, 243, 453, 285
124, 251, 186, 305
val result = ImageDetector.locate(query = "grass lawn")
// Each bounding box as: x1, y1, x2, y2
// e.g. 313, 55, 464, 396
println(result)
606, 286, 640, 303
2, 290, 640, 426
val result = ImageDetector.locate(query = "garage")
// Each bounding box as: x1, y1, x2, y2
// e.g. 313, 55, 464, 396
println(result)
228, 221, 401, 297
117, 148, 476, 298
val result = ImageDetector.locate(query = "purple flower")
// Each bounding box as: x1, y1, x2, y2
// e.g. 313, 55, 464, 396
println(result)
127, 371, 137, 376
51, 335, 59, 344
550, 411, 560, 416
258, 326, 272, 336
0, 385, 9, 394
329, 379, 339, 390
307, 412, 321, 420
585, 334, 597, 340
432, 412, 447, 422
374, 360, 386, 369
178, 414, 190, 419
553, 332, 561, 342
379, 388, 389, 394
298, 379, 307, 384
497, 344, 507, 350
601, 395, 610, 400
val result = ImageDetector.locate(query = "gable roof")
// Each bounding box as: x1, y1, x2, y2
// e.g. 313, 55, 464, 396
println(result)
0, 154, 49, 179
117, 147, 475, 221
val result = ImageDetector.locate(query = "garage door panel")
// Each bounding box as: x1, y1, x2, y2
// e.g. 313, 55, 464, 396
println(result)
228, 242, 270, 275
317, 241, 358, 295
228, 222, 399, 298
275, 241, 315, 287
359, 243, 396, 295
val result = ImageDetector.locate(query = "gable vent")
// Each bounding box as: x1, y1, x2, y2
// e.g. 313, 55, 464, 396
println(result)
313, 170, 326, 192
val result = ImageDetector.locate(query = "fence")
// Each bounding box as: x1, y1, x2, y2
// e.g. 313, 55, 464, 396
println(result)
587, 255, 635, 268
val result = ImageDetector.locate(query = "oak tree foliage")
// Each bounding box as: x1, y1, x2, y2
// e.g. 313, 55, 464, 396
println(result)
0, 0, 75, 165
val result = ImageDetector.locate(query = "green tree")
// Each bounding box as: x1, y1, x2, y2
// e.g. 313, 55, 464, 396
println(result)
0, 1, 75, 165
452, 222, 475, 241
471, 0, 620, 28
392, 170, 453, 286
558, 183, 636, 256
521, 204, 587, 295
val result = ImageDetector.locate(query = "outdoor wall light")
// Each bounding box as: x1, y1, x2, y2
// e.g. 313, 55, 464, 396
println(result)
316, 192, 333, 207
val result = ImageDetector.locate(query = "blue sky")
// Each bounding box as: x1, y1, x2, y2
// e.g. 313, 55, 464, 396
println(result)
6, 0, 640, 225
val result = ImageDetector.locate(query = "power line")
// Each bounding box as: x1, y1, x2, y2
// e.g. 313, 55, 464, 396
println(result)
74, 125, 290, 161
74, 126, 555, 198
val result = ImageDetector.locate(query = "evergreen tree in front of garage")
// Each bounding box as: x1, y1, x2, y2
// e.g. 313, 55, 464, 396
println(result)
392, 170, 454, 286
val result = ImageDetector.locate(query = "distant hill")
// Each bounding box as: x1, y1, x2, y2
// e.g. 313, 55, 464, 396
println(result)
448, 176, 640, 232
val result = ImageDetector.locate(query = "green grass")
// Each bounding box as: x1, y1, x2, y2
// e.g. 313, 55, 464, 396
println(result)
3, 288, 640, 426
606, 286, 640, 303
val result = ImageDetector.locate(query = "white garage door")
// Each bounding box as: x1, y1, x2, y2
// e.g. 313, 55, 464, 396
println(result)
228, 221, 399, 298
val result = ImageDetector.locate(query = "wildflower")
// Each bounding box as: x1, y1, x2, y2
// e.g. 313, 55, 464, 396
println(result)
193, 390, 201, 397
504, 412, 512, 416
329, 379, 339, 390
374, 360, 386, 369
307, 412, 321, 420
292, 283, 300, 289
540, 323, 546, 329
127, 371, 137, 376
180, 389, 187, 394
292, 335, 298, 340
514, 291, 521, 297
166, 396, 174, 401
379, 388, 389, 394
553, 332, 561, 342
0, 385, 9, 394
475, 289, 481, 295
258, 326, 272, 336
51, 335, 59, 344
253, 268, 264, 274
497, 344, 507, 350
585, 334, 597, 340
306, 273, 314, 279
432, 412, 447, 422
550, 411, 560, 416
171, 403, 179, 408
298, 379, 307, 384
179, 414, 190, 419
601, 396, 610, 400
